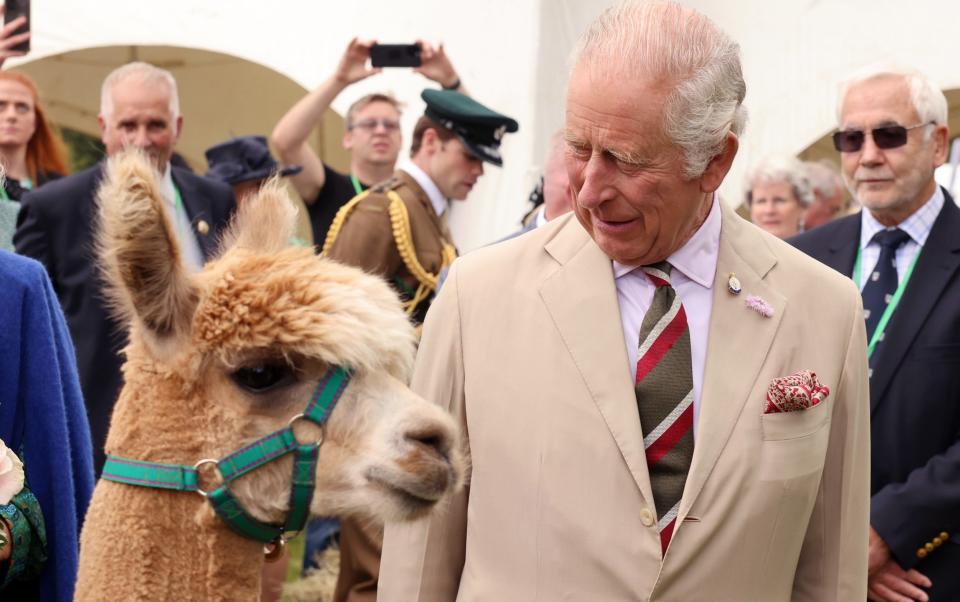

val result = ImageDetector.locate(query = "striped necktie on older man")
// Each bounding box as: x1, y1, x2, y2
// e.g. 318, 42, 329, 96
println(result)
634, 261, 694, 555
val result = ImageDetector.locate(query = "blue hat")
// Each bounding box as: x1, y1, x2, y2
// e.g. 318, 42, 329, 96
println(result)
421, 89, 519, 167
205, 136, 302, 185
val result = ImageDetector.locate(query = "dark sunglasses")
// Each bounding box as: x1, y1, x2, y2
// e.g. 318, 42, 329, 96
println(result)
832, 122, 933, 152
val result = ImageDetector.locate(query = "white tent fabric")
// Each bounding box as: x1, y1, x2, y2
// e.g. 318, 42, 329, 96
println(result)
10, 0, 960, 249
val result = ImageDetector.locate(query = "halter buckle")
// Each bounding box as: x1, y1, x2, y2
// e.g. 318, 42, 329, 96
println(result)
193, 458, 223, 498
288, 413, 325, 446
264, 536, 286, 562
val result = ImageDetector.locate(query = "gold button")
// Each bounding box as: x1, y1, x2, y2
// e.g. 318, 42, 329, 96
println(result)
197, 220, 210, 236
640, 508, 655, 527
940, 532, 950, 540
933, 537, 943, 547
917, 548, 928, 559
925, 543, 935, 552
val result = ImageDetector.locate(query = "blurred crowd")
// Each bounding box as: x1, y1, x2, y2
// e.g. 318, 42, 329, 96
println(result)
0, 1, 958, 601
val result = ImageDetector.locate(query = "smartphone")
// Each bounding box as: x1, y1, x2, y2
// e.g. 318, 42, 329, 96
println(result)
3, 0, 30, 53
370, 44, 421, 68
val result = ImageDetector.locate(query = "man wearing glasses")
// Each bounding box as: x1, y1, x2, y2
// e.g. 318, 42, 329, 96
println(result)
272, 38, 464, 248
792, 68, 959, 601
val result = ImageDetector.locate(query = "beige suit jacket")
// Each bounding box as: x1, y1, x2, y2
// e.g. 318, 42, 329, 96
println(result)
379, 205, 870, 601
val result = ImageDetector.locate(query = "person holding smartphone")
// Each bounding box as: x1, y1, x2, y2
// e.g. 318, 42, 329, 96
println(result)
271, 38, 465, 249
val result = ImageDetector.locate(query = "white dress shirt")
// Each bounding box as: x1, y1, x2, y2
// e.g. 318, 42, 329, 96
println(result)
159, 164, 203, 271
398, 160, 448, 217
613, 196, 721, 438
856, 186, 943, 290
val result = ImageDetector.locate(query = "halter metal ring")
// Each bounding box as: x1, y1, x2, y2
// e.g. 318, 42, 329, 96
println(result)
288, 413, 325, 446
193, 458, 222, 498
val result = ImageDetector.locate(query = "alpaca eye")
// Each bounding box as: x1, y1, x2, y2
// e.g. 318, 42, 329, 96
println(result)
231, 363, 295, 393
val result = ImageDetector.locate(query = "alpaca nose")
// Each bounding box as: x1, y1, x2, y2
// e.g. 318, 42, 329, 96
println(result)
404, 425, 452, 463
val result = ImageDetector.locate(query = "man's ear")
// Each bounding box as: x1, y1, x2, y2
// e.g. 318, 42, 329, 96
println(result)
97, 114, 108, 146
421, 128, 440, 154
343, 129, 354, 151
932, 124, 950, 168
172, 115, 184, 147
700, 132, 739, 194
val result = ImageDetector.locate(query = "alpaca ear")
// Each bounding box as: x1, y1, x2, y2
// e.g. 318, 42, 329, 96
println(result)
218, 176, 298, 255
95, 150, 198, 359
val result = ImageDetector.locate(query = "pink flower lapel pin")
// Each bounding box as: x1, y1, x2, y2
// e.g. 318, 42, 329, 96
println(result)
745, 294, 774, 318
765, 370, 830, 414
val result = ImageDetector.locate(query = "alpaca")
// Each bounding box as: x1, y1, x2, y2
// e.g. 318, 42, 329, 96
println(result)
74, 152, 464, 601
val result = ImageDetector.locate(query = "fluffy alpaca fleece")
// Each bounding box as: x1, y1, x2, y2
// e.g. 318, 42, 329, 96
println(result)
75, 152, 464, 601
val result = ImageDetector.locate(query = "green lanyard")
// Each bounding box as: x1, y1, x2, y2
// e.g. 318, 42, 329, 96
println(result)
853, 245, 921, 358
0, 177, 32, 201
173, 183, 183, 213
349, 173, 364, 196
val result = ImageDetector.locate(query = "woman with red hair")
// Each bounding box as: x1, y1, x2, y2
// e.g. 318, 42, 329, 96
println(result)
0, 11, 61, 250
0, 69, 69, 202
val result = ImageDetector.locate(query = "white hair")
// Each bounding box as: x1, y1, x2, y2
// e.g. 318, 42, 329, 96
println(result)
837, 67, 948, 140
571, 0, 748, 179
744, 155, 814, 207
804, 159, 844, 198
100, 62, 180, 120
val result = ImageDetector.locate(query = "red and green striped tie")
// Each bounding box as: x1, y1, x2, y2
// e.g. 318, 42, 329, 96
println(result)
635, 262, 694, 555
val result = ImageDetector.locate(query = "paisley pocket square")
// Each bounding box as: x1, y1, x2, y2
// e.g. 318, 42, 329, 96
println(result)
765, 370, 830, 414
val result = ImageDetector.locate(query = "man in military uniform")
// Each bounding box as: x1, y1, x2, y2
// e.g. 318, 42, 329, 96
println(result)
324, 88, 518, 326
321, 88, 517, 602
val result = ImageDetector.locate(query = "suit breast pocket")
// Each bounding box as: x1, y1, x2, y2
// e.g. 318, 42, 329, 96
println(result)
759, 400, 831, 481
909, 343, 960, 362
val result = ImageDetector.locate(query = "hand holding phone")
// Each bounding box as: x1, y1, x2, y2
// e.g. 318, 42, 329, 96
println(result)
370, 44, 422, 68
2, 0, 31, 55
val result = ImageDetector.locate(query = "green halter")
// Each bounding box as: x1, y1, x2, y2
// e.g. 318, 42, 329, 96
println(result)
102, 367, 351, 549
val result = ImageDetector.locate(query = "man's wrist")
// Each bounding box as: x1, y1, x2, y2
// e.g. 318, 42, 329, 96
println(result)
442, 76, 461, 90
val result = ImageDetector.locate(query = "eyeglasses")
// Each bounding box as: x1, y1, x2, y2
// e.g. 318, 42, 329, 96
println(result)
832, 122, 934, 153
348, 118, 401, 133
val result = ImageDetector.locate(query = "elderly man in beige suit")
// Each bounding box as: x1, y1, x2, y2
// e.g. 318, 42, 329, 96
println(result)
379, 2, 870, 600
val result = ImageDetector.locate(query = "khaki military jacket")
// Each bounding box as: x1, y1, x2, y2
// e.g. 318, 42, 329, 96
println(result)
323, 169, 456, 324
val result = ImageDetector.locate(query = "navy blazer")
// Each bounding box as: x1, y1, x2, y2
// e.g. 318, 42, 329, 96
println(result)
14, 162, 236, 474
791, 190, 960, 599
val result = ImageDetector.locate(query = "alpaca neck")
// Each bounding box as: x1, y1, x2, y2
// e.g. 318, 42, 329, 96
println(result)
76, 480, 267, 601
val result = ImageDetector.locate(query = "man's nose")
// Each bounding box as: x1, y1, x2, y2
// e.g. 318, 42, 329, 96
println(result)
858, 134, 884, 166
129, 127, 151, 148
576, 155, 614, 209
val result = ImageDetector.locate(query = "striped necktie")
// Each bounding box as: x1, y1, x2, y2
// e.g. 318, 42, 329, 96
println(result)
635, 262, 694, 555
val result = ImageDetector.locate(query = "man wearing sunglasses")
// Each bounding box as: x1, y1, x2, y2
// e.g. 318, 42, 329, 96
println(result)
272, 38, 465, 248
792, 68, 958, 602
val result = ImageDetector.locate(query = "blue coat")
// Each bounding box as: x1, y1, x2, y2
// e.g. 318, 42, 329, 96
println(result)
0, 250, 95, 601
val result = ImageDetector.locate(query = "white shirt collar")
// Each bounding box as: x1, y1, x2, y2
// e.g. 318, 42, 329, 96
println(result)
159, 163, 176, 207
533, 205, 548, 228
859, 185, 943, 249
612, 195, 721, 290
398, 160, 448, 217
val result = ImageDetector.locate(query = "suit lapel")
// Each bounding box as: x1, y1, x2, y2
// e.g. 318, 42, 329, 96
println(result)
680, 206, 786, 518
822, 213, 861, 276
868, 193, 960, 412
539, 218, 655, 505
172, 168, 217, 259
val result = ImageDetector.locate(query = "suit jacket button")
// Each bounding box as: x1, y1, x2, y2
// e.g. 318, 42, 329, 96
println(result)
917, 548, 928, 559
640, 508, 655, 527
197, 220, 210, 236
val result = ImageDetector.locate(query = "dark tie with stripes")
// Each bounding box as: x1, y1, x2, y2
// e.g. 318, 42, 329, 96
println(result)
860, 228, 911, 341
634, 262, 694, 555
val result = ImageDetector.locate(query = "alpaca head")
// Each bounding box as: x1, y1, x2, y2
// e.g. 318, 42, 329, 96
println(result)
96, 151, 463, 529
